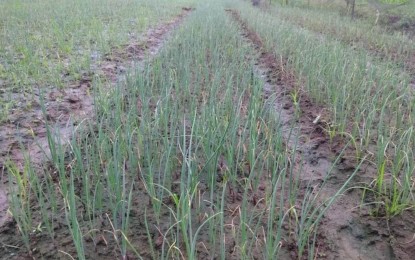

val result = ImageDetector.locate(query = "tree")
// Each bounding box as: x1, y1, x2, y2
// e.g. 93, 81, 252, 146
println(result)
345, 0, 356, 19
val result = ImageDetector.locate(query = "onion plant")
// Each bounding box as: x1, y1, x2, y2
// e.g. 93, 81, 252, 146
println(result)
6, 0, 367, 259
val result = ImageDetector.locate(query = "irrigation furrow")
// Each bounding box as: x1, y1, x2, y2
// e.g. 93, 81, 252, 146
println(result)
0, 7, 192, 229
227, 8, 404, 260
2, 2, 414, 258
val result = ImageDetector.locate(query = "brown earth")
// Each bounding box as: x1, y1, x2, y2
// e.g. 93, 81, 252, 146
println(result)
227, 8, 415, 260
1, 6, 414, 260
0, 8, 193, 259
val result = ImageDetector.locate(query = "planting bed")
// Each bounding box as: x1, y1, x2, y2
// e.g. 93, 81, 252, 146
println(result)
228, 7, 415, 259
0, 0, 414, 259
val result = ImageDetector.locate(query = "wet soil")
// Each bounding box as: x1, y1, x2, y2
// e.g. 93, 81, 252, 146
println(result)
1, 5, 414, 259
0, 8, 193, 258
0, 7, 193, 170
0, 7, 296, 257
227, 8, 415, 260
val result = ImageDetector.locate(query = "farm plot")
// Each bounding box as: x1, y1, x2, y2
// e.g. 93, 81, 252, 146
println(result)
0, 0, 194, 176
233, 0, 415, 258
0, 0, 193, 118
1, 0, 415, 259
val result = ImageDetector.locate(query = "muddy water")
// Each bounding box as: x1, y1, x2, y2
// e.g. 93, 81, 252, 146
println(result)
228, 9, 415, 260
0, 8, 193, 231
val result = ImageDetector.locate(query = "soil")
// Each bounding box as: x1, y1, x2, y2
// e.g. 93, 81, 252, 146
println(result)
227, 9, 415, 260
0, 8, 193, 259
1, 5, 414, 260
0, 7, 193, 170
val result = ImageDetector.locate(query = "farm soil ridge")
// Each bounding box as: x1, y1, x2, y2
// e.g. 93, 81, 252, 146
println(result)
227, 8, 415, 260
0, 7, 193, 230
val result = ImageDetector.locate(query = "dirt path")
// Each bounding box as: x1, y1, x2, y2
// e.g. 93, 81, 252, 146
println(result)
0, 7, 192, 231
227, 9, 415, 260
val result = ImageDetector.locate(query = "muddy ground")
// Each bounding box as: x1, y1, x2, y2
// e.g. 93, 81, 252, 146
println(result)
0, 4, 414, 260
228, 8, 415, 260
0, 8, 192, 259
